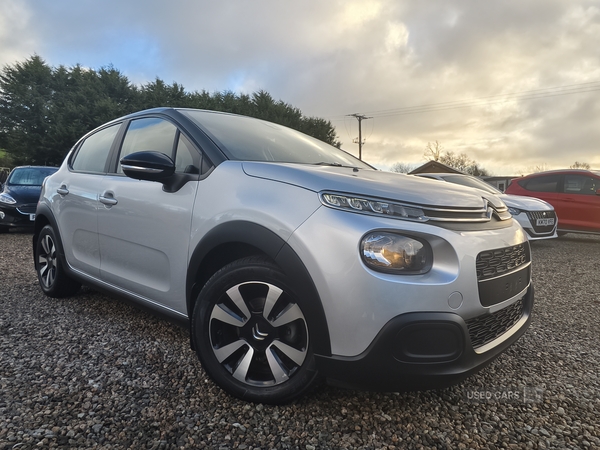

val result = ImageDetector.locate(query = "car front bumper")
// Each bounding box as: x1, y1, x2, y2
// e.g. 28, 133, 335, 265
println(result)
315, 285, 534, 391
513, 211, 558, 240
0, 203, 37, 228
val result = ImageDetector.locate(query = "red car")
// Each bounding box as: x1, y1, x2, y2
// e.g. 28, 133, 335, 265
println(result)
506, 169, 600, 235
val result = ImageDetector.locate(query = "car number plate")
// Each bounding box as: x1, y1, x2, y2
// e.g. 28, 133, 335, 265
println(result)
29, 214, 36, 221
536, 218, 554, 226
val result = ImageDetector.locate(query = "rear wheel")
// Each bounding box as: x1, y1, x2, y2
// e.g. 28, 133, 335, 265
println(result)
35, 225, 80, 298
192, 256, 318, 404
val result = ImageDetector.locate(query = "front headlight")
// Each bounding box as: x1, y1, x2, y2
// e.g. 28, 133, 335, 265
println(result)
361, 232, 432, 274
507, 207, 521, 216
320, 192, 427, 222
0, 193, 16, 205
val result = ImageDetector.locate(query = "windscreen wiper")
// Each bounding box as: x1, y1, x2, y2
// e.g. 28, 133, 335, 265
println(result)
314, 161, 360, 172
314, 161, 343, 167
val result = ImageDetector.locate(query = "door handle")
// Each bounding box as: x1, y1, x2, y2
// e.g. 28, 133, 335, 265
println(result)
99, 192, 118, 206
57, 186, 69, 195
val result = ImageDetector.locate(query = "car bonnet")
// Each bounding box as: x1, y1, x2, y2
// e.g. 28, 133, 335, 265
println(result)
4, 184, 43, 204
499, 193, 554, 211
242, 162, 504, 209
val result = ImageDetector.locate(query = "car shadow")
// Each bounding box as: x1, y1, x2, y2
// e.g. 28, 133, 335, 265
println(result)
556, 233, 600, 244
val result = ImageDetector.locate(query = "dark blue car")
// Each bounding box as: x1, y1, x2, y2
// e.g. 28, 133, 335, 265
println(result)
0, 166, 58, 232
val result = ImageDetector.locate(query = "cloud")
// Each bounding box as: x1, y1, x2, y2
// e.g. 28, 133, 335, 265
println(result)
1, 0, 599, 174
0, 1, 35, 65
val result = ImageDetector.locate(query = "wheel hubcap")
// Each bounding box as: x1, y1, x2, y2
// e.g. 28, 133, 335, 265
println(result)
38, 234, 57, 288
209, 281, 309, 386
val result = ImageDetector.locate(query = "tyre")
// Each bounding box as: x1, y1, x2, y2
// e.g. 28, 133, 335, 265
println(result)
35, 224, 80, 298
192, 256, 318, 404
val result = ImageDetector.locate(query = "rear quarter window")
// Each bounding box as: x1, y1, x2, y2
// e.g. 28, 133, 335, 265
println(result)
564, 174, 599, 195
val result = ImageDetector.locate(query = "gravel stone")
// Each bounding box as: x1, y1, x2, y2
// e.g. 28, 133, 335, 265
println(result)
1, 230, 599, 449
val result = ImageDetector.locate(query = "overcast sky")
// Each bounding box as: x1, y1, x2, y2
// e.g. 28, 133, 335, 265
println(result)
1, 0, 599, 174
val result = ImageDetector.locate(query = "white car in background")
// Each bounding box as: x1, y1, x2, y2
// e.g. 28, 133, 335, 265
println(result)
415, 173, 557, 241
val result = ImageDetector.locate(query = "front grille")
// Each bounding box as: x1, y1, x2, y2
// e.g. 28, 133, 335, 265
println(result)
466, 299, 524, 349
424, 200, 511, 224
476, 243, 530, 281
16, 204, 37, 215
526, 210, 557, 234
476, 242, 531, 307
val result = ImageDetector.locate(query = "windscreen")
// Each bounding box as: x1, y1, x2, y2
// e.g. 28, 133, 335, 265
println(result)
182, 110, 372, 169
7, 167, 58, 186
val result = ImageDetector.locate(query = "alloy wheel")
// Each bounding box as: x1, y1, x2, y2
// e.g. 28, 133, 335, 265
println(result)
38, 234, 57, 289
208, 281, 309, 387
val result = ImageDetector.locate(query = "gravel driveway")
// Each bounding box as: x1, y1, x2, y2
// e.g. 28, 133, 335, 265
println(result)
1, 231, 599, 449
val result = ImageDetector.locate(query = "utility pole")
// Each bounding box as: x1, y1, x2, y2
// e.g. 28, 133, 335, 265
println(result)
348, 113, 371, 160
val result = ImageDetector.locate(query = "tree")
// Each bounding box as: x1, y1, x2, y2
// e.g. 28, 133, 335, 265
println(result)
0, 56, 137, 165
422, 142, 491, 176
48, 64, 136, 162
0, 150, 12, 182
570, 161, 590, 169
390, 162, 414, 173
138, 78, 187, 108
465, 162, 490, 177
0, 55, 55, 164
527, 163, 549, 173
0, 56, 340, 165
438, 151, 470, 172
423, 141, 443, 161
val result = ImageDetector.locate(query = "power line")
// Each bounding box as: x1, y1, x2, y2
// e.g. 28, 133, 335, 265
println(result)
372, 86, 600, 118
328, 80, 600, 121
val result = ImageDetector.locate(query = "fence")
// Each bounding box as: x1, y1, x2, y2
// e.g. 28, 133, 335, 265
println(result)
0, 167, 10, 184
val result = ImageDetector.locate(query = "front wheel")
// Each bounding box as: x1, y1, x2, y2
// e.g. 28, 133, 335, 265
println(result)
192, 256, 319, 404
35, 225, 80, 298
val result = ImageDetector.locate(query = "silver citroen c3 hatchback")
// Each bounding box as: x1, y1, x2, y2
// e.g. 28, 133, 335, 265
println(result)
34, 108, 534, 404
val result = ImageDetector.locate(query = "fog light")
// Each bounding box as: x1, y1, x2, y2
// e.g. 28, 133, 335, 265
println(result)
0, 211, 4, 220
361, 232, 432, 274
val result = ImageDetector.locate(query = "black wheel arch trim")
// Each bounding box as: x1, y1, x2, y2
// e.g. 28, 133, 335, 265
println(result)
33, 203, 68, 270
186, 221, 332, 356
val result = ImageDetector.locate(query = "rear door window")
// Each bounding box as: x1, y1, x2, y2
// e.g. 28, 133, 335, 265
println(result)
521, 174, 560, 193
71, 124, 121, 173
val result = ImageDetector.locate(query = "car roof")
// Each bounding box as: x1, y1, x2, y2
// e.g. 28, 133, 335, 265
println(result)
11, 165, 58, 170
521, 169, 600, 178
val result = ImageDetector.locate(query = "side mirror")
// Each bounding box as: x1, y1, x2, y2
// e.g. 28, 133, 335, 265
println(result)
120, 151, 175, 182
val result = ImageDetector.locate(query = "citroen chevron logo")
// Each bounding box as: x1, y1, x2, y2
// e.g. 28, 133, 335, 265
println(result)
483, 199, 493, 219
252, 324, 269, 341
